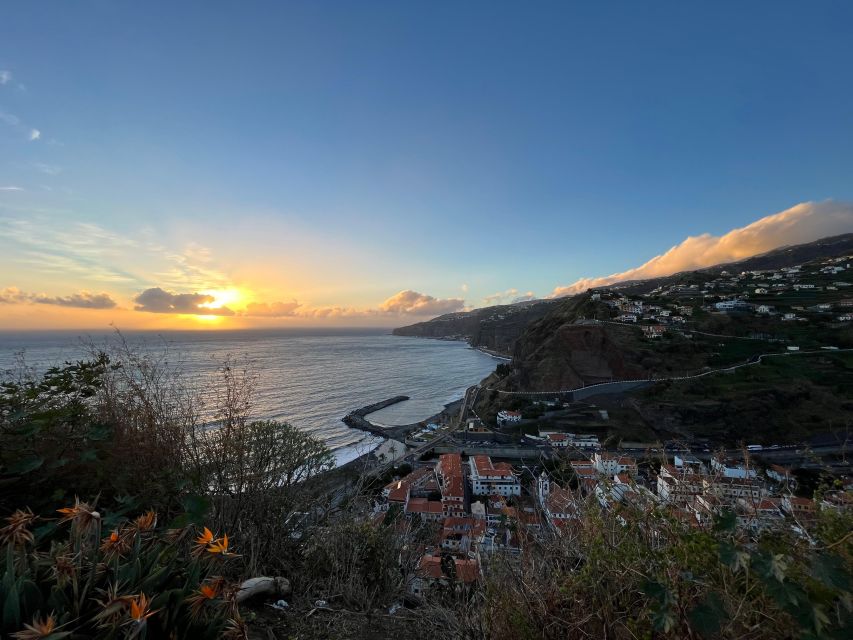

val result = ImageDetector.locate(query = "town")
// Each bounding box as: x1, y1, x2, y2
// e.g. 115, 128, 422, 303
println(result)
369, 439, 850, 596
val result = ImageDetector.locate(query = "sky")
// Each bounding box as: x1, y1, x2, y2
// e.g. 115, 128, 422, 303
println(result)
1, 1, 852, 330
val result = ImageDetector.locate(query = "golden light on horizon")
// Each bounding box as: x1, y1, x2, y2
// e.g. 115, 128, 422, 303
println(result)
198, 288, 246, 311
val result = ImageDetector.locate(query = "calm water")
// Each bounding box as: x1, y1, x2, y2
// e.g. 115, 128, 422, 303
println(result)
0, 329, 498, 465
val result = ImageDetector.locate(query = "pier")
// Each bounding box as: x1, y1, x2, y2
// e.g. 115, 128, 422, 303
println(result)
342, 395, 413, 439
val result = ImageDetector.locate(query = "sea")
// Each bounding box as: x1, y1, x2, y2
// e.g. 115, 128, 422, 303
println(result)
0, 329, 499, 465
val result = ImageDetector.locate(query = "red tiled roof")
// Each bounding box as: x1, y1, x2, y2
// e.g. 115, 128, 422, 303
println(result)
471, 455, 515, 478
406, 498, 443, 515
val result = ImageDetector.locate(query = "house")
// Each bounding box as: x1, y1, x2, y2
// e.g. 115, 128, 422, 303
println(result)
409, 555, 480, 597
715, 300, 751, 312
616, 314, 638, 323
674, 453, 705, 472
781, 495, 817, 520
838, 314, 853, 322
496, 410, 522, 425
437, 454, 466, 517
793, 283, 815, 290
703, 477, 764, 503
546, 433, 569, 448
405, 498, 444, 521
642, 324, 666, 338
593, 452, 638, 476
537, 473, 580, 530
440, 516, 486, 552
381, 466, 438, 509
755, 288, 768, 294
766, 464, 795, 488
469, 455, 520, 496
755, 304, 774, 314
710, 453, 757, 479
657, 465, 703, 503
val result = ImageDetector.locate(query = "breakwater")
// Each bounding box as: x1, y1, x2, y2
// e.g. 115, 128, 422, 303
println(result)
342, 395, 412, 438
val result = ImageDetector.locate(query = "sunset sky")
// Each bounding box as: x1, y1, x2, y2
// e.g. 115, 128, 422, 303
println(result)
2, 2, 853, 330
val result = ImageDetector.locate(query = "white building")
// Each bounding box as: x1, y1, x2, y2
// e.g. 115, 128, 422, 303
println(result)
469, 455, 520, 496
496, 410, 522, 425
710, 454, 757, 479
593, 452, 637, 476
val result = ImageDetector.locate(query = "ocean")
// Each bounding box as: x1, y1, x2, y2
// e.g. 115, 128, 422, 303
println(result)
0, 329, 498, 465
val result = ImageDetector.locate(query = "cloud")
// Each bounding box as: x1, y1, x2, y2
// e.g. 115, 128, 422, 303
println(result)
378, 290, 465, 315
242, 300, 302, 317
549, 200, 853, 297
134, 287, 235, 315
0, 186, 23, 192
29, 128, 40, 141
0, 287, 117, 309
0, 110, 20, 126
0, 70, 10, 85
32, 162, 61, 175
483, 288, 537, 306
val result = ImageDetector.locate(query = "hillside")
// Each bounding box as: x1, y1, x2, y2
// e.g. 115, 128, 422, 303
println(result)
392, 299, 558, 354
393, 234, 853, 355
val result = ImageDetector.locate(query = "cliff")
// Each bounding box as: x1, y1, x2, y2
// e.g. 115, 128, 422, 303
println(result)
392, 299, 558, 354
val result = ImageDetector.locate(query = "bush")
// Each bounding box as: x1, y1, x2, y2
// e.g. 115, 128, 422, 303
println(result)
0, 502, 246, 639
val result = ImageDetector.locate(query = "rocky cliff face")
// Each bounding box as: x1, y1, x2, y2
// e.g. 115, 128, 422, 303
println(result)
489, 295, 647, 390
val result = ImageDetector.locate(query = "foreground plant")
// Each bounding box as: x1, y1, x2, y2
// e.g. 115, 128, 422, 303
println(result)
0, 504, 246, 639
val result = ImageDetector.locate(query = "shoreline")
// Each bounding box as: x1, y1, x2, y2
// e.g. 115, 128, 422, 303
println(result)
324, 396, 464, 480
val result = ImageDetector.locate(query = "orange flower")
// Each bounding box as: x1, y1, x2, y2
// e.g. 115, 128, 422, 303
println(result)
11, 614, 62, 640
127, 593, 159, 624
100, 528, 132, 558
195, 526, 215, 546
132, 511, 157, 532
207, 533, 232, 555
186, 577, 225, 620
57, 497, 100, 532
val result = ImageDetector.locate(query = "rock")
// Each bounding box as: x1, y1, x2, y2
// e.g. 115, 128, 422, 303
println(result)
235, 576, 291, 604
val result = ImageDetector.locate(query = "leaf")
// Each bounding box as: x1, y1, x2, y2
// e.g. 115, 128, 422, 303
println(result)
811, 553, 852, 592
79, 449, 98, 462
689, 592, 728, 637
3, 578, 20, 630
5, 456, 44, 475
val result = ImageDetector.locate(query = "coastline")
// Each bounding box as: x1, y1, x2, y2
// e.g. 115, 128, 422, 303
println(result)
320, 396, 464, 484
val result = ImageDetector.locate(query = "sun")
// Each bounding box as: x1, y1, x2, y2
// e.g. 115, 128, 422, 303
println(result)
198, 288, 244, 311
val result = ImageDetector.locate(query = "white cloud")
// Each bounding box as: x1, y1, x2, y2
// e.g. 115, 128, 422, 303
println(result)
0, 186, 23, 192
549, 201, 853, 297
483, 288, 536, 306
32, 162, 61, 175
0, 110, 20, 126
242, 301, 302, 317
0, 286, 117, 309
378, 290, 465, 315
29, 128, 40, 141
0, 70, 10, 85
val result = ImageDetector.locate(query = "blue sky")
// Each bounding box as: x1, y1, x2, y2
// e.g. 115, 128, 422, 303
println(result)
1, 1, 852, 328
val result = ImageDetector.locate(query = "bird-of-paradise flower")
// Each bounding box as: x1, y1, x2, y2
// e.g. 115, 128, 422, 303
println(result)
132, 510, 157, 532
94, 582, 137, 628
100, 528, 132, 558
185, 577, 225, 620
10, 614, 68, 640
0, 508, 38, 547
196, 526, 215, 546
192, 526, 216, 557
206, 533, 232, 555
126, 593, 159, 624
57, 497, 100, 532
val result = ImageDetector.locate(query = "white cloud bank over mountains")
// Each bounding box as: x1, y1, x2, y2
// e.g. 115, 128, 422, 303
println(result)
549, 201, 853, 298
